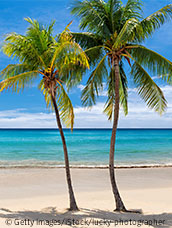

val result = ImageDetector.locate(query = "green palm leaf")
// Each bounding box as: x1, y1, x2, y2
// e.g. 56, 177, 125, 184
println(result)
81, 53, 108, 106
122, 0, 143, 20
104, 64, 128, 120
39, 82, 74, 130
104, 96, 113, 120
3, 33, 47, 69
57, 86, 74, 130
131, 62, 167, 114
0, 64, 29, 80
130, 45, 172, 82
0, 71, 39, 93
71, 0, 111, 38
139, 4, 172, 38
113, 18, 140, 48
119, 62, 128, 115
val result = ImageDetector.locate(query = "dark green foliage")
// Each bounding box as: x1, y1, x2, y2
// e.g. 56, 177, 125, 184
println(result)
71, 0, 172, 117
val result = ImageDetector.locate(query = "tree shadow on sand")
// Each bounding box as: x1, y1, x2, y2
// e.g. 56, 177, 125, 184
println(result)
0, 207, 172, 228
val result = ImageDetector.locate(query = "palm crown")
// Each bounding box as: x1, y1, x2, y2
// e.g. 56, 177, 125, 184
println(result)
71, 0, 172, 118
0, 18, 89, 129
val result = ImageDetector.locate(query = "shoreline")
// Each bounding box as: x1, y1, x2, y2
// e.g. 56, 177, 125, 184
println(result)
0, 164, 172, 169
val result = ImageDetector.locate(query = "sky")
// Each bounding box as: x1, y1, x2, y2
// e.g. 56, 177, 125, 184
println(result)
0, 0, 172, 128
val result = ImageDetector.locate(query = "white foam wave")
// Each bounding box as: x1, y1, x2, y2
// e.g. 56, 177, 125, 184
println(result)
0, 159, 172, 169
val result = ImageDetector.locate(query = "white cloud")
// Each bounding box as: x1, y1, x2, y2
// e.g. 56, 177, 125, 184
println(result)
0, 110, 56, 128
1, 85, 172, 128
75, 84, 172, 128
0, 104, 112, 128
74, 102, 112, 128
77, 83, 108, 97
117, 85, 172, 128
152, 76, 159, 80
128, 88, 137, 93
77, 84, 85, 90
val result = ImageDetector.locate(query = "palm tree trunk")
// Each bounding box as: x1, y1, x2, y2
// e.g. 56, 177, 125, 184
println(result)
109, 57, 127, 212
51, 91, 79, 211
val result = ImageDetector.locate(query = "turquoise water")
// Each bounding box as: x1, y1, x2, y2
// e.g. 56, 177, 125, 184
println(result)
0, 129, 172, 167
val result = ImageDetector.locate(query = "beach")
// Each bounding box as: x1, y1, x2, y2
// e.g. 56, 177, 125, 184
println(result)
0, 167, 172, 227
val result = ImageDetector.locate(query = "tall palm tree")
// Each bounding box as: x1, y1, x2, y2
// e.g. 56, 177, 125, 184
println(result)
0, 18, 89, 211
71, 0, 172, 212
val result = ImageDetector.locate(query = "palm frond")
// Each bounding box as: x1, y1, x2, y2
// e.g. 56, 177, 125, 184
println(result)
105, 0, 122, 34
71, 32, 108, 71
0, 71, 39, 93
139, 4, 172, 38
103, 67, 114, 120
3, 33, 47, 69
104, 96, 113, 120
131, 62, 167, 114
60, 64, 85, 90
25, 17, 55, 53
122, 0, 143, 21
130, 45, 172, 83
38, 79, 53, 111
39, 81, 74, 130
51, 30, 89, 71
119, 62, 128, 115
71, 32, 103, 51
57, 86, 74, 130
0, 64, 29, 80
71, 0, 111, 38
81, 53, 108, 107
52, 42, 89, 74
113, 18, 140, 48
103, 63, 128, 120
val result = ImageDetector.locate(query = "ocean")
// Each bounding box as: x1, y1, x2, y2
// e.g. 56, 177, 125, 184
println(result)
0, 129, 171, 168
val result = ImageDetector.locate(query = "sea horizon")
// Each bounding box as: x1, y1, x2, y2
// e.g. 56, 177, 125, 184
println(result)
1, 128, 172, 130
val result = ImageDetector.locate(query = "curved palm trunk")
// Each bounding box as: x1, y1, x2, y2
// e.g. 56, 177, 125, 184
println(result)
51, 91, 78, 211
109, 57, 127, 212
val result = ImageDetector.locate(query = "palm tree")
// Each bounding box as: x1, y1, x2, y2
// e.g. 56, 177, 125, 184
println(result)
71, 0, 172, 212
0, 18, 89, 211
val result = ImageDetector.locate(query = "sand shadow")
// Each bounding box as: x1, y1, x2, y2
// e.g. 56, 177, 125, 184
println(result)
0, 207, 172, 228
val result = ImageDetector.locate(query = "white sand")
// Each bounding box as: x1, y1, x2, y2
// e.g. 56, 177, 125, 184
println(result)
0, 167, 172, 227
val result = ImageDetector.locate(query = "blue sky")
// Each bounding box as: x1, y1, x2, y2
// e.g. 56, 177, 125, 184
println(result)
0, 0, 172, 128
